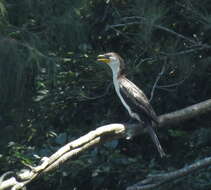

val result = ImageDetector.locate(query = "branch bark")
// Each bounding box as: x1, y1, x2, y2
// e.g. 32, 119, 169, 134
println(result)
0, 99, 211, 190
158, 99, 211, 127
127, 156, 211, 190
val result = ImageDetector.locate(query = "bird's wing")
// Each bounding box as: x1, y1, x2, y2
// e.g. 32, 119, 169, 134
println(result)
119, 77, 159, 124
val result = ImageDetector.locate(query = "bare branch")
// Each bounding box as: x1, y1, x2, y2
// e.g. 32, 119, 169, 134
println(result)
160, 45, 209, 56
155, 25, 196, 44
80, 82, 113, 100
149, 61, 166, 102
127, 156, 211, 190
157, 78, 188, 88
155, 69, 192, 92
108, 20, 197, 44
107, 20, 211, 55
0, 99, 211, 190
159, 99, 211, 127
0, 124, 128, 190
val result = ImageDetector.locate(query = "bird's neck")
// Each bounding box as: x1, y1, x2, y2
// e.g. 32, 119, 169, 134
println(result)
111, 67, 124, 80
112, 72, 125, 89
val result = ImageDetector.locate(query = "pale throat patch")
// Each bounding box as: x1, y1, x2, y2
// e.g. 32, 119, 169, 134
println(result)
108, 60, 120, 78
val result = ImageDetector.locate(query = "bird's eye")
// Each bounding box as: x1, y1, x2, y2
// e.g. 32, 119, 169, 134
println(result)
110, 56, 116, 61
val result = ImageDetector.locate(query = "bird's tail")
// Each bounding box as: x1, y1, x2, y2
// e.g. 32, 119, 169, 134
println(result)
145, 123, 166, 158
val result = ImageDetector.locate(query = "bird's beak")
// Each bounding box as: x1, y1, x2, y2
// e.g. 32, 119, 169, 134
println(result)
97, 54, 110, 64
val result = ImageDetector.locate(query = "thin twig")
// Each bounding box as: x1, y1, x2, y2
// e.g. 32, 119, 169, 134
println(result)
136, 57, 157, 69
160, 46, 209, 56
149, 61, 166, 102
80, 82, 112, 100
156, 69, 193, 89
157, 79, 187, 88
155, 25, 196, 44
121, 16, 197, 44
108, 26, 140, 45
155, 87, 177, 92
108, 20, 197, 44
108, 22, 211, 57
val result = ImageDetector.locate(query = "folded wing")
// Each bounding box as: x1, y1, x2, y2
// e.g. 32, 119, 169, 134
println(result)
119, 77, 159, 124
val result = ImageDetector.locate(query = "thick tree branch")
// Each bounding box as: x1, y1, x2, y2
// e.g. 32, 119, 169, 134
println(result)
159, 99, 211, 127
127, 156, 211, 190
0, 99, 211, 190
0, 124, 127, 190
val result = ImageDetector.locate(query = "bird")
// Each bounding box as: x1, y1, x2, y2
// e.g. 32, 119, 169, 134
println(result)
97, 52, 165, 158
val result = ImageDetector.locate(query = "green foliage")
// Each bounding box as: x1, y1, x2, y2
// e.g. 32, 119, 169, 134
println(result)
0, 0, 211, 190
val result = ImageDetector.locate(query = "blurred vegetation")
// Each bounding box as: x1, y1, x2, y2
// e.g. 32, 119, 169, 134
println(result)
0, 0, 211, 189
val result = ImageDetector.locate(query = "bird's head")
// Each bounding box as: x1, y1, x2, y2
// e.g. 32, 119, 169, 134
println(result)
97, 52, 125, 77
